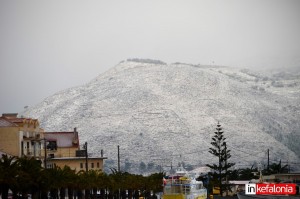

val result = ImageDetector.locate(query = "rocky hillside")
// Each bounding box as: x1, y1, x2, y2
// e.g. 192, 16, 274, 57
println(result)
22, 59, 300, 172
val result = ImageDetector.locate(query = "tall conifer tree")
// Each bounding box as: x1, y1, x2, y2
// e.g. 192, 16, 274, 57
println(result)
206, 122, 235, 196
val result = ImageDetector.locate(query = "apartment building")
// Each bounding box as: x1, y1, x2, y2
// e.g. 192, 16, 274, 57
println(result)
0, 113, 44, 160
44, 128, 107, 171
0, 113, 107, 171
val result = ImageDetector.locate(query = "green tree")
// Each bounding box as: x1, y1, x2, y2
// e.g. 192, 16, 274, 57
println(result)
206, 122, 235, 196
0, 155, 18, 199
0, 154, 167, 199
77, 170, 97, 199
96, 172, 109, 199
147, 172, 164, 193
266, 160, 289, 175
238, 165, 258, 180
64, 166, 77, 199
46, 165, 63, 199
15, 156, 42, 199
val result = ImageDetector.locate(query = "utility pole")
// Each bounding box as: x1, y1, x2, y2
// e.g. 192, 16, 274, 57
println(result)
287, 159, 290, 173
117, 145, 121, 199
118, 145, 120, 172
44, 139, 47, 168
267, 149, 269, 173
84, 142, 88, 172
225, 142, 228, 196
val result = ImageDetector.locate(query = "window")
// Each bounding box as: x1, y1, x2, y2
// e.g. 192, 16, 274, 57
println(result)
91, 163, 94, 168
80, 163, 83, 169
47, 163, 54, 169
97, 162, 100, 168
47, 141, 57, 150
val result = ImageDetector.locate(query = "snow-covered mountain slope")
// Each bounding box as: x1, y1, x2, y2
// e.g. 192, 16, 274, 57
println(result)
22, 59, 300, 171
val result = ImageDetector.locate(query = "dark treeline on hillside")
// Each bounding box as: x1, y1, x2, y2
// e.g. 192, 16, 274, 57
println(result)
0, 155, 164, 199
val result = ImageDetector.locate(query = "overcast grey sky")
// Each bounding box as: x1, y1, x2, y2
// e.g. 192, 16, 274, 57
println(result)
1, 0, 300, 113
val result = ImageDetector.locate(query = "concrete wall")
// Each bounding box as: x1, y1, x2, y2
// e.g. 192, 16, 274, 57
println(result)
48, 147, 78, 158
0, 126, 20, 156
49, 158, 104, 171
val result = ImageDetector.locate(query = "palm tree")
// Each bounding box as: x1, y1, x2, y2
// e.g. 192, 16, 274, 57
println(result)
96, 172, 109, 199
61, 166, 77, 199
108, 169, 120, 199
16, 156, 42, 199
77, 171, 88, 199
238, 166, 258, 180
147, 172, 164, 194
44, 165, 65, 199
39, 168, 52, 199
85, 169, 102, 199
0, 155, 18, 199
269, 160, 289, 174
55, 165, 78, 199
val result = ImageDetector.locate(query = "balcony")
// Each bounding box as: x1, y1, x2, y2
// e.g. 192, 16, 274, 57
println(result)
24, 149, 42, 157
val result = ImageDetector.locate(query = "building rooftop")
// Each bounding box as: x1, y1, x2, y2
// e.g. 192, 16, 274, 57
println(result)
1, 113, 39, 127
1, 113, 18, 118
0, 117, 18, 127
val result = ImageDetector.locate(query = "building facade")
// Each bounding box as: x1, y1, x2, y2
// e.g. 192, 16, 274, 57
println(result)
44, 128, 106, 171
0, 113, 107, 171
44, 129, 80, 158
263, 173, 300, 183
0, 113, 44, 160
48, 157, 106, 171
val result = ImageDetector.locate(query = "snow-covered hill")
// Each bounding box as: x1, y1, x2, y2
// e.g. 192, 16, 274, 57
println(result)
22, 59, 300, 172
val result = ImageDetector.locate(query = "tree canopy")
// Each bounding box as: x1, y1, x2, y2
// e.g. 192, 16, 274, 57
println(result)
206, 122, 235, 196
0, 155, 164, 199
